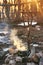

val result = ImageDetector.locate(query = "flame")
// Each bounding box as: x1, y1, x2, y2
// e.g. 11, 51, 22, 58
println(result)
10, 28, 28, 51
27, 0, 32, 2
0, 0, 41, 12
0, 0, 43, 20
34, 0, 39, 11
0, 0, 3, 4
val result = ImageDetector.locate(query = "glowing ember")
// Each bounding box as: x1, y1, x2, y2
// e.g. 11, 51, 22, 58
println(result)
10, 28, 28, 51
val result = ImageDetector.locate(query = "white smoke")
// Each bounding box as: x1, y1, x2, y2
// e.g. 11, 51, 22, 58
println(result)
10, 28, 27, 51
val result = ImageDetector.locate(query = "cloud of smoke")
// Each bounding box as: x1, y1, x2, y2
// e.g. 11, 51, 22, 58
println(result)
10, 28, 27, 51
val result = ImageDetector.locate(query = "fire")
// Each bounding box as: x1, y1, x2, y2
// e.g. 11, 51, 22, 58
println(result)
0, 0, 41, 14
0, 0, 43, 20
27, 0, 32, 2
0, 0, 3, 4
34, 0, 39, 11
10, 28, 28, 51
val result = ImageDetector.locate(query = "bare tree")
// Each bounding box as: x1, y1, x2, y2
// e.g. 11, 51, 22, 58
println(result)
3, 0, 10, 20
